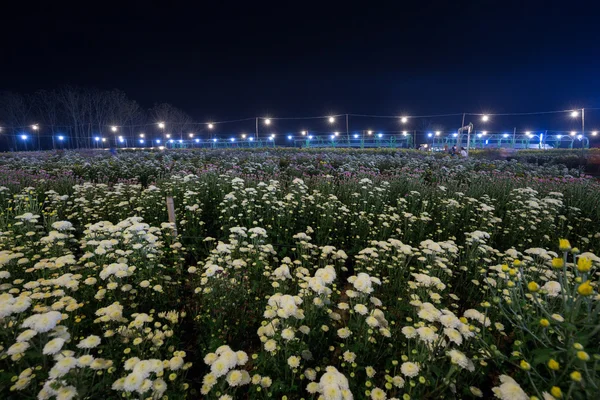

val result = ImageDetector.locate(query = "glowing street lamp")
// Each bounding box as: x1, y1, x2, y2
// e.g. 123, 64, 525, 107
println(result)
111, 126, 117, 132
571, 111, 579, 118
287, 135, 292, 140
139, 139, 145, 144
32, 124, 39, 131
94, 137, 100, 142
208, 123, 214, 129
526, 132, 533, 138
570, 131, 576, 136
427, 133, 433, 138
334, 132, 339, 137
139, 133, 145, 138
158, 122, 165, 129
402, 131, 408, 136
58, 135, 64, 141
378, 133, 383, 138
212, 138, 217, 142
241, 134, 247, 139
230, 138, 235, 142
481, 115, 489, 122
264, 119, 271, 125
188, 133, 194, 138
353, 134, 359, 139
301, 131, 307, 136
308, 135, 313, 140
102, 138, 106, 143
249, 137, 254, 141
368, 130, 373, 135
166, 134, 171, 139
400, 117, 408, 124
503, 134, 509, 138
593, 131, 598, 136
21, 134, 28, 140
435, 131, 441, 136
328, 116, 335, 124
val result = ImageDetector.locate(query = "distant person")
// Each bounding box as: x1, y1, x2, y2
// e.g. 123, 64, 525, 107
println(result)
444, 144, 449, 153
460, 147, 467, 157
451, 145, 457, 156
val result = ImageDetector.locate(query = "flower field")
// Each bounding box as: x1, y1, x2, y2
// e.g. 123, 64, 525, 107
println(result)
1, 149, 599, 400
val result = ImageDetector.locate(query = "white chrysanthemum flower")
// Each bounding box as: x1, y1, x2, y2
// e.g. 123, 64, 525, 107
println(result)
77, 335, 101, 349
43, 338, 65, 355
447, 349, 475, 371
400, 362, 420, 377
492, 375, 528, 400
354, 304, 369, 315
337, 327, 352, 339
287, 355, 301, 368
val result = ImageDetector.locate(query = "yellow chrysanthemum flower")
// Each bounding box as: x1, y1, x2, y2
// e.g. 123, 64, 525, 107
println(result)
551, 257, 564, 269
558, 239, 571, 251
547, 359, 559, 371
527, 282, 540, 293
570, 371, 582, 382
577, 281, 593, 296
550, 386, 562, 398
577, 257, 592, 273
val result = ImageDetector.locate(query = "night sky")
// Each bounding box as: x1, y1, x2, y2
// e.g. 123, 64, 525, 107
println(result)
2, 1, 600, 134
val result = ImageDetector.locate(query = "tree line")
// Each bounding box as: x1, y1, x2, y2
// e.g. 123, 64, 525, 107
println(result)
0, 86, 195, 150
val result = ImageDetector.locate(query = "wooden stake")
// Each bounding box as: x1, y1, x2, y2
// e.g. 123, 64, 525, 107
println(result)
166, 196, 178, 237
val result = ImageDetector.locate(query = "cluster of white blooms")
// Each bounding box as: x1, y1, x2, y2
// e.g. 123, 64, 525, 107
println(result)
306, 366, 353, 400
201, 346, 250, 395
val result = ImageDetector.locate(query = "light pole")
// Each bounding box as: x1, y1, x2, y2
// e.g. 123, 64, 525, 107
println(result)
32, 124, 40, 150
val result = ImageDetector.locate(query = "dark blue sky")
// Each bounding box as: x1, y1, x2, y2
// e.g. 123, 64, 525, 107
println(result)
2, 0, 600, 134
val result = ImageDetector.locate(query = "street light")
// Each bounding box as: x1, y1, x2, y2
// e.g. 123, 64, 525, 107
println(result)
526, 132, 533, 138
427, 133, 433, 137
21, 134, 28, 140
301, 131, 307, 136
208, 123, 214, 129
402, 131, 408, 136
308, 135, 313, 140
195, 138, 200, 143
166, 134, 171, 139
593, 131, 598, 136
241, 133, 247, 139
188, 133, 194, 138
158, 122, 165, 129
571, 111, 579, 118
481, 115, 489, 122
32, 124, 39, 131
94, 137, 100, 142
139, 133, 145, 138
570, 131, 576, 136
353, 134, 359, 139
400, 117, 408, 124
58, 135, 64, 141
378, 133, 383, 138
435, 131, 440, 136
368, 130, 373, 135
482, 131, 487, 135
287, 135, 292, 140
102, 138, 106, 143
230, 138, 235, 142
139, 139, 145, 144
334, 132, 339, 137
264, 119, 271, 125
328, 116, 335, 123
111, 126, 117, 132
249, 137, 254, 141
